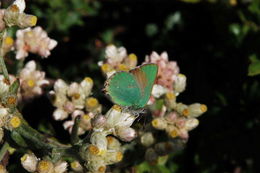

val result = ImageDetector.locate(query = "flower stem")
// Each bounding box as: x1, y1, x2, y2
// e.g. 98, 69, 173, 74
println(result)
0, 29, 9, 81
0, 142, 9, 161
71, 116, 81, 145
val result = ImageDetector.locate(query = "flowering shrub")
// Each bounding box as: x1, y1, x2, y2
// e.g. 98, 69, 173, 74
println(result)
0, 1, 207, 173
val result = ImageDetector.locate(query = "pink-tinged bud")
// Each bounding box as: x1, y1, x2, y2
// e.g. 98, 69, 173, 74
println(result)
165, 112, 177, 123
92, 115, 106, 128
116, 127, 136, 142
178, 129, 189, 139
63, 101, 75, 113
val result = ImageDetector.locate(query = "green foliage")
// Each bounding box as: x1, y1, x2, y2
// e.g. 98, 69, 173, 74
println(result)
248, 54, 260, 76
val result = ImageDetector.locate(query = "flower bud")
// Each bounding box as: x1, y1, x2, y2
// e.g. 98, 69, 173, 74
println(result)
165, 112, 177, 123
37, 160, 54, 173
124, 53, 137, 69
164, 91, 176, 108
53, 161, 67, 173
53, 109, 68, 121
140, 132, 155, 147
116, 127, 136, 142
145, 148, 158, 165
175, 103, 189, 117
151, 118, 167, 130
21, 153, 38, 172
91, 131, 108, 152
187, 103, 207, 118
166, 126, 179, 138
174, 74, 186, 94
104, 151, 123, 164
85, 97, 100, 112
70, 161, 83, 172
92, 115, 106, 128
184, 118, 199, 131
106, 136, 121, 150
80, 77, 93, 97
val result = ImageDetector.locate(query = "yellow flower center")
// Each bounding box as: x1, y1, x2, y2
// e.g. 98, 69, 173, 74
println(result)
112, 105, 121, 112
86, 97, 98, 108
151, 119, 159, 128
84, 77, 93, 84
82, 114, 90, 120
106, 136, 114, 145
169, 129, 178, 138
101, 64, 112, 73
10, 5, 19, 12
27, 79, 35, 87
72, 93, 80, 100
30, 16, 37, 26
70, 161, 79, 169
165, 92, 175, 100
128, 53, 137, 61
37, 160, 52, 172
88, 145, 100, 155
20, 154, 27, 162
10, 116, 21, 128
182, 109, 189, 117
4, 37, 14, 46
117, 64, 129, 71
116, 152, 123, 162
200, 104, 207, 113
98, 166, 106, 172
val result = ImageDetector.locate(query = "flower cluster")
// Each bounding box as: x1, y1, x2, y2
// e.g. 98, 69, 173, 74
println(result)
15, 26, 57, 60
21, 153, 67, 173
80, 105, 137, 172
98, 44, 138, 77
50, 77, 101, 135
0, 0, 37, 32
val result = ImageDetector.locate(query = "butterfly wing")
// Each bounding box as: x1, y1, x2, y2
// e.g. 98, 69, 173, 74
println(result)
105, 71, 141, 107
130, 63, 158, 109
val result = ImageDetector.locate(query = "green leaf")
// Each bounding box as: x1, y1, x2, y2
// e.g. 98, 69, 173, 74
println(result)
248, 55, 260, 76
11, 131, 27, 147
136, 161, 150, 173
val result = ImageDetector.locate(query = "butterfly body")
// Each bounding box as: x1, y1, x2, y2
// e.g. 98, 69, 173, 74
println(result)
104, 63, 158, 109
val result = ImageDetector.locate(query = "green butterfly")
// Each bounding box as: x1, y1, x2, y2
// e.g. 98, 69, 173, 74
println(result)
104, 63, 158, 109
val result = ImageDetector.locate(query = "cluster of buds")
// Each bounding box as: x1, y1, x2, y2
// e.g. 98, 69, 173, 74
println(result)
15, 26, 57, 60
79, 105, 138, 172
98, 44, 138, 77
19, 60, 49, 99
143, 51, 207, 139
50, 77, 101, 135
20, 153, 67, 173
0, 0, 37, 32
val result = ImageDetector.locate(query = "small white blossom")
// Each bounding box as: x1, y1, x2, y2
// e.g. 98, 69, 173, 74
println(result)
21, 153, 38, 172
15, 27, 57, 60
53, 161, 67, 173
19, 60, 49, 99
13, 0, 25, 13
105, 45, 127, 65
151, 84, 168, 98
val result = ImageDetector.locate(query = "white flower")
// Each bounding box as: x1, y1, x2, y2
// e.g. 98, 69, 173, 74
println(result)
53, 109, 68, 121
21, 153, 38, 172
174, 74, 186, 95
19, 60, 49, 99
13, 0, 25, 13
91, 131, 108, 151
15, 27, 57, 60
151, 84, 168, 98
105, 45, 127, 65
54, 161, 67, 173
184, 118, 199, 131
